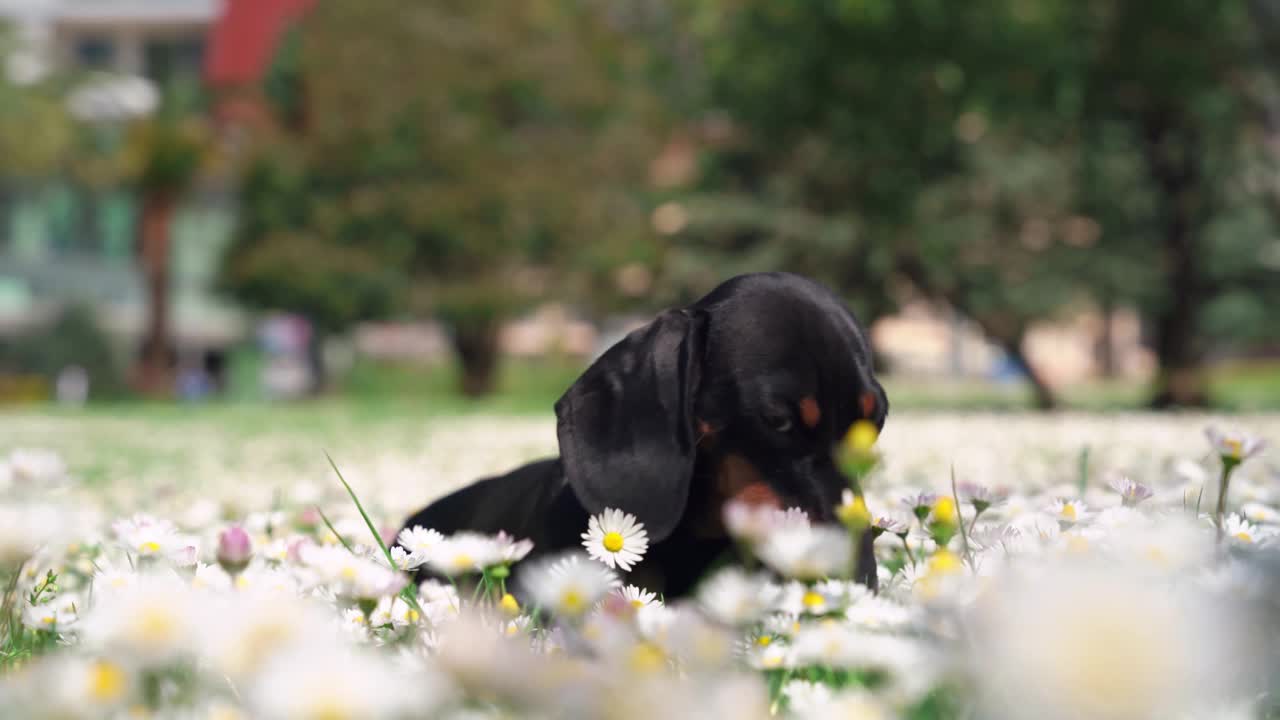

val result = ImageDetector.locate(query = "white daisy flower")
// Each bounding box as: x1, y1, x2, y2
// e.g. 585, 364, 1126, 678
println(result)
523, 553, 620, 618
845, 595, 914, 631
1223, 514, 1272, 546
1240, 501, 1280, 526
1107, 475, 1154, 506
0, 503, 64, 566
298, 545, 405, 599
802, 691, 893, 720
396, 525, 443, 563
424, 532, 504, 577
1205, 426, 1267, 463
756, 524, 852, 581
697, 568, 777, 625
776, 580, 854, 616
724, 501, 810, 545
746, 639, 795, 670
615, 584, 659, 610
80, 573, 202, 663
111, 513, 197, 565
1048, 498, 1090, 524
191, 562, 232, 591
248, 642, 438, 720
784, 680, 835, 715
582, 508, 649, 571
23, 592, 80, 631
2, 448, 68, 490
494, 531, 534, 565
389, 545, 418, 571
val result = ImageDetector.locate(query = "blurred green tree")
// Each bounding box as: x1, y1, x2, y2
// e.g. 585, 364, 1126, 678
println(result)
220, 0, 664, 395
0, 28, 76, 232
671, 0, 1090, 408
675, 0, 1280, 408
1077, 0, 1280, 407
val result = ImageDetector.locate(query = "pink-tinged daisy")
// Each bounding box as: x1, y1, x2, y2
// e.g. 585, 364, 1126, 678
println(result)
1205, 426, 1267, 463
581, 508, 649, 572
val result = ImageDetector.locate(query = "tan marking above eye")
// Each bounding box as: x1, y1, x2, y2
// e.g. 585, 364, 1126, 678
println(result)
859, 392, 877, 419
799, 396, 822, 429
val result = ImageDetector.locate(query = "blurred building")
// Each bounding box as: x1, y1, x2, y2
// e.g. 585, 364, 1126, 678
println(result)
0, 0, 242, 374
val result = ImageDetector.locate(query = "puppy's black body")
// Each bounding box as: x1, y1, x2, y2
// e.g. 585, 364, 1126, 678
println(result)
400, 273, 887, 598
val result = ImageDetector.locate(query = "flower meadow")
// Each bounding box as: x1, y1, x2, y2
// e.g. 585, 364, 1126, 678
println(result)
2, 413, 1280, 720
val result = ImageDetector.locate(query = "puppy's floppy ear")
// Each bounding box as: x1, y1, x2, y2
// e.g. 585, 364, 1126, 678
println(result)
555, 309, 707, 542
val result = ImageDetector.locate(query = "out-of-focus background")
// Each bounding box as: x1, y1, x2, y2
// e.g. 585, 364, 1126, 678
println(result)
1, 0, 1278, 418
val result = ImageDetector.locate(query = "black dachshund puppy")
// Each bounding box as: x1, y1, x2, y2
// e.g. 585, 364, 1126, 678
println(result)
399, 272, 888, 597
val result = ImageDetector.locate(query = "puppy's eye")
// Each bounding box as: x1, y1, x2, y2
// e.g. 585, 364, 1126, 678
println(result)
764, 412, 793, 434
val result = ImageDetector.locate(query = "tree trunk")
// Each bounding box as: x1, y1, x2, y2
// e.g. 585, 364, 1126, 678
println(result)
1096, 295, 1117, 379
451, 320, 500, 397
1141, 115, 1210, 409
134, 191, 176, 397
1002, 336, 1058, 411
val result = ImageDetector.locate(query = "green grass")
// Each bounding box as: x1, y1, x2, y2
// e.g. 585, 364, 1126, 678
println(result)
883, 361, 1280, 412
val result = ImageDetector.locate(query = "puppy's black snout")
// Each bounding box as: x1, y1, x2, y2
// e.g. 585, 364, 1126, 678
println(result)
794, 454, 849, 524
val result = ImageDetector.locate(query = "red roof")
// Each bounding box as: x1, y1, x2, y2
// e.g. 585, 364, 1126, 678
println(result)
205, 0, 314, 87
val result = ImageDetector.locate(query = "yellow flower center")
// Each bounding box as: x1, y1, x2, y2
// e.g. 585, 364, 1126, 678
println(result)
1225, 439, 1243, 459
138, 541, 161, 555
802, 590, 825, 610
500, 593, 520, 615
88, 660, 127, 702
928, 550, 962, 575
452, 554, 473, 570
837, 495, 872, 529
630, 599, 645, 608
932, 497, 958, 525
1060, 504, 1077, 521
756, 635, 773, 646
308, 698, 352, 720
1066, 535, 1090, 553
844, 420, 879, 453
560, 589, 586, 614
40, 614, 55, 625
628, 642, 666, 673
602, 532, 625, 553
135, 606, 176, 646
1235, 532, 1253, 544
406, 609, 420, 623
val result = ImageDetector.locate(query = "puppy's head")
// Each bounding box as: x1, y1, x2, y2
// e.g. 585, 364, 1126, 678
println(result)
555, 272, 887, 542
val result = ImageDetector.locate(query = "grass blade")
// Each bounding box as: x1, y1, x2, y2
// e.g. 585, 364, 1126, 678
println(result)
325, 451, 397, 568
324, 452, 425, 615
317, 506, 354, 554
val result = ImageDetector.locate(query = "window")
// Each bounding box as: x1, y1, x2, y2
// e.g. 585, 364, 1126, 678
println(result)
74, 36, 116, 71
144, 36, 206, 87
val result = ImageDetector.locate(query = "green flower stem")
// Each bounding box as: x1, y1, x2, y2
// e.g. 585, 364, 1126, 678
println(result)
951, 468, 973, 568
1214, 456, 1241, 544
898, 534, 917, 569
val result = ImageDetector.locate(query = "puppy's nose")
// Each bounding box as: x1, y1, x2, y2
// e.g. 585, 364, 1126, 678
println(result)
734, 482, 781, 509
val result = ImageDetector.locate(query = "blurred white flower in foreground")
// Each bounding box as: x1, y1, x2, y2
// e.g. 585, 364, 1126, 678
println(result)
249, 642, 442, 720
0, 504, 66, 566
967, 560, 1260, 720
757, 524, 852, 581
523, 553, 619, 618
